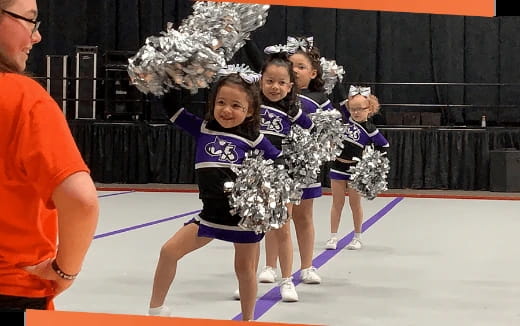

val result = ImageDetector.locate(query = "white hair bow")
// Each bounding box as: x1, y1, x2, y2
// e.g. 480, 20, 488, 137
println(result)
217, 64, 261, 84
286, 36, 314, 53
348, 85, 371, 97
263, 44, 290, 54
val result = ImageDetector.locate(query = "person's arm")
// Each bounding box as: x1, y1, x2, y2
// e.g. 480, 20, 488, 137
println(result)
23, 171, 99, 295
52, 171, 99, 276
18, 84, 99, 294
242, 39, 264, 72
332, 82, 348, 106
371, 130, 390, 154
257, 135, 282, 160
338, 98, 350, 121
291, 108, 314, 130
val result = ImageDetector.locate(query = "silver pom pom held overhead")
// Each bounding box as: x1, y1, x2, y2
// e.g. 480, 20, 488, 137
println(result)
127, 1, 270, 95
347, 145, 391, 200
320, 57, 346, 95
226, 150, 299, 234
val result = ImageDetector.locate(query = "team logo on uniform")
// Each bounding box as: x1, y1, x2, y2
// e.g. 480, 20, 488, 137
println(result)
346, 124, 361, 141
205, 136, 238, 162
261, 110, 283, 132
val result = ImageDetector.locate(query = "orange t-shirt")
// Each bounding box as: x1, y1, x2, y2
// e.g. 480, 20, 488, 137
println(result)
0, 73, 89, 299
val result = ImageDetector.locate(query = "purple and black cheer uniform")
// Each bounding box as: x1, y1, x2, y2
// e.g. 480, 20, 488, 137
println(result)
297, 89, 334, 199
329, 100, 390, 181
170, 108, 282, 243
259, 96, 314, 150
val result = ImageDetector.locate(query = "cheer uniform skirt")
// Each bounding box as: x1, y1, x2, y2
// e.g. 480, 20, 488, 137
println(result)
300, 182, 322, 200
329, 160, 357, 181
184, 198, 265, 243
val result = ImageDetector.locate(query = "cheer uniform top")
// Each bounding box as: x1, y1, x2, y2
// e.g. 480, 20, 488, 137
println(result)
259, 96, 314, 149
329, 99, 390, 181
170, 108, 281, 243
296, 89, 334, 199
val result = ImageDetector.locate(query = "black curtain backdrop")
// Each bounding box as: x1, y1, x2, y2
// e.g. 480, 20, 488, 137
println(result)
28, 2, 520, 188
69, 121, 520, 190
29, 3, 520, 125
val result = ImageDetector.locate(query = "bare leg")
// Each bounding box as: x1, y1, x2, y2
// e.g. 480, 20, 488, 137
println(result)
273, 220, 293, 278
234, 241, 260, 321
292, 199, 315, 269
329, 179, 347, 234
263, 230, 278, 268
347, 185, 363, 233
263, 202, 293, 270
149, 223, 212, 308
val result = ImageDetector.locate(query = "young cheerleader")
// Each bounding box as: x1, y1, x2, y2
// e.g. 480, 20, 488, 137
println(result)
147, 68, 282, 321
326, 85, 389, 250
286, 36, 334, 284
254, 51, 314, 302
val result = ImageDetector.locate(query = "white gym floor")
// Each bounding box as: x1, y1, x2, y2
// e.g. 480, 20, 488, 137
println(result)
53, 187, 520, 326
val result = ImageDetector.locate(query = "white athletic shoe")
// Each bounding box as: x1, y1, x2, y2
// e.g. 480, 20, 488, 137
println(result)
301, 266, 321, 284
148, 305, 171, 316
279, 277, 299, 302
325, 237, 338, 250
346, 238, 363, 250
232, 288, 240, 300
258, 266, 277, 283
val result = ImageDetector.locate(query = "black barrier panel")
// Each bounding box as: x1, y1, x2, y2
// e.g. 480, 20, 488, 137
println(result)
75, 46, 98, 119
46, 55, 68, 115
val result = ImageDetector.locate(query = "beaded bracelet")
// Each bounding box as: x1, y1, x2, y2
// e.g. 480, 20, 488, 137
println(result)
51, 259, 78, 280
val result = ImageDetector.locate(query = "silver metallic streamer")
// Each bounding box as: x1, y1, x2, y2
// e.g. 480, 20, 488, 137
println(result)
347, 145, 391, 200
320, 57, 345, 95
283, 109, 348, 188
128, 1, 270, 95
226, 150, 297, 234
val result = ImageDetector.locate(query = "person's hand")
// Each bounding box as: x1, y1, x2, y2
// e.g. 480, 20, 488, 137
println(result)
22, 258, 74, 296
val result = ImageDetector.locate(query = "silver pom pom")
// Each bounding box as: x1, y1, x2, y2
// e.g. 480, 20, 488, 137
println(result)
227, 150, 297, 234
282, 109, 348, 187
128, 2, 270, 95
320, 57, 345, 95
348, 145, 390, 200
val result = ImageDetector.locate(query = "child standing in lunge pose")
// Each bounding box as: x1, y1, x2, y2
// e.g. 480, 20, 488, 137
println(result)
285, 36, 334, 284
147, 69, 282, 321
326, 85, 389, 250
253, 51, 314, 302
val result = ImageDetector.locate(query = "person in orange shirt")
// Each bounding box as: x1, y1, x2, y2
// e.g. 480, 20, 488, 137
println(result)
0, 0, 99, 312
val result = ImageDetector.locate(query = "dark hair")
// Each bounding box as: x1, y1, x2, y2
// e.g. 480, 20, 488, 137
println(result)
206, 73, 261, 131
260, 52, 299, 110
293, 45, 325, 92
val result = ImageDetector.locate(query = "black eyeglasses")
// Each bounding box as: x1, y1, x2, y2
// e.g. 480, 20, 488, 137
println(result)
1, 9, 40, 35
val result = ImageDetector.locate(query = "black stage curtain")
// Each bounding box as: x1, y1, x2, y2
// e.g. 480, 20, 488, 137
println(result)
29, 3, 520, 125
69, 122, 520, 190
380, 128, 490, 190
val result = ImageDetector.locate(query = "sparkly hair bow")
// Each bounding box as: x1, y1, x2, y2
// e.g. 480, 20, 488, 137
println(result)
286, 36, 314, 53
217, 64, 261, 84
263, 44, 290, 55
348, 85, 371, 97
